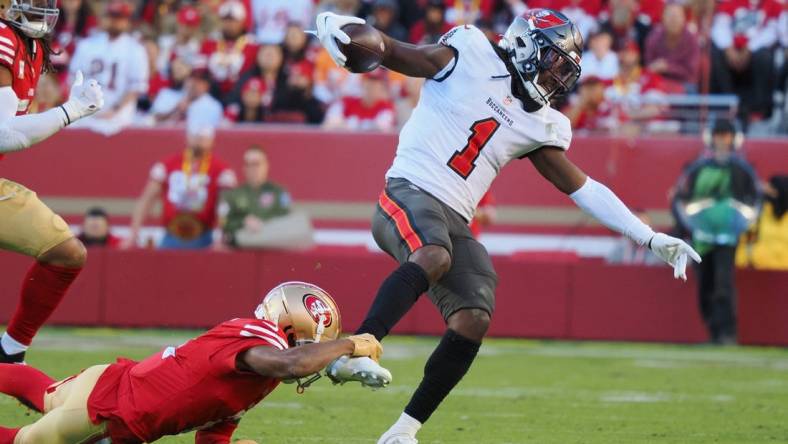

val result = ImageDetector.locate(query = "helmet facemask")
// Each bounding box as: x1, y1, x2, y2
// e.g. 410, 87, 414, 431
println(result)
1, 0, 59, 38
499, 13, 582, 109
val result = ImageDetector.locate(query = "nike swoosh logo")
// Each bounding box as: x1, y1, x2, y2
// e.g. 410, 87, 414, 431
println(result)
0, 192, 17, 201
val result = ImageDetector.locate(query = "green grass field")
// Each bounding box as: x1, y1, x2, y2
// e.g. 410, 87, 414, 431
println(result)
1, 327, 786, 444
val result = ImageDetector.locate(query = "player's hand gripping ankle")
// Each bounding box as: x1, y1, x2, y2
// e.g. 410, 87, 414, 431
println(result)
61, 70, 104, 124
347, 333, 383, 362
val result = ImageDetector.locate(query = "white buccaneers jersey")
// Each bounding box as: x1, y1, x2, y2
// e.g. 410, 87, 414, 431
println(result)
69, 32, 149, 110
386, 25, 572, 221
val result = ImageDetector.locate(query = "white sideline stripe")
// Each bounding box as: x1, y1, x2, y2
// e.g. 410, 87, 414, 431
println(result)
0, 36, 13, 47
240, 330, 285, 350
0, 44, 15, 57
0, 54, 13, 66
244, 324, 288, 349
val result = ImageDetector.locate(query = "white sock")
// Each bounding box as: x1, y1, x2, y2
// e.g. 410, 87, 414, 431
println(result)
387, 412, 422, 437
1, 332, 28, 355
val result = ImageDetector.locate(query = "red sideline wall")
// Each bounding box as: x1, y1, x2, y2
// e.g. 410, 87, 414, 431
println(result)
1, 127, 787, 227
0, 248, 786, 346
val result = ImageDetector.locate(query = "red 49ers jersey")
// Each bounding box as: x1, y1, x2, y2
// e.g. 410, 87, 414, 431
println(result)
87, 318, 288, 443
0, 21, 44, 116
149, 151, 237, 234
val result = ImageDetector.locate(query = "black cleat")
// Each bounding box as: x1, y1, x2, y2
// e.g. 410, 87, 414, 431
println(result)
0, 346, 25, 364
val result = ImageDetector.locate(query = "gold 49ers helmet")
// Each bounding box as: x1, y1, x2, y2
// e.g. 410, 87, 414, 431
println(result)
255, 281, 342, 347
0, 0, 59, 38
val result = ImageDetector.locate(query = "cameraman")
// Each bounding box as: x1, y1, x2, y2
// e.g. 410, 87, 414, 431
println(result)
672, 119, 760, 344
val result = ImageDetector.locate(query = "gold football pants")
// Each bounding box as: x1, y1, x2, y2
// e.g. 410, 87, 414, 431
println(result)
0, 178, 74, 258
14, 365, 109, 444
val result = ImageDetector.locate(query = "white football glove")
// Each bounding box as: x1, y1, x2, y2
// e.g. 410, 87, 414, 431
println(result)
61, 70, 104, 124
309, 12, 366, 68
648, 233, 702, 281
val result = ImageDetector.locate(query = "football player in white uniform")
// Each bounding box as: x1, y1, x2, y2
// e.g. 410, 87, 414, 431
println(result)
314, 9, 701, 443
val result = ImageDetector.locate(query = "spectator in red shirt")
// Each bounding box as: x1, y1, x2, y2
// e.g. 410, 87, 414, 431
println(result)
409, 0, 452, 44
710, 0, 781, 122
199, 0, 258, 96
125, 122, 237, 250
77, 207, 122, 248
563, 76, 616, 132
644, 2, 700, 90
323, 69, 396, 131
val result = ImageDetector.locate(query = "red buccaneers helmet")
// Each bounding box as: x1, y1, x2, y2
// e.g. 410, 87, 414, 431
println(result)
498, 9, 582, 107
0, 0, 59, 38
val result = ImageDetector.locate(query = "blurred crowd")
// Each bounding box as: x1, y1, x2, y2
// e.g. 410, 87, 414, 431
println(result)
33, 0, 788, 136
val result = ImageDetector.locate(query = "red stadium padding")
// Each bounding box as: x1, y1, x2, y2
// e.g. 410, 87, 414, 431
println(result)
0, 248, 785, 345
567, 261, 708, 343
102, 249, 260, 327
736, 271, 788, 347
2, 128, 787, 211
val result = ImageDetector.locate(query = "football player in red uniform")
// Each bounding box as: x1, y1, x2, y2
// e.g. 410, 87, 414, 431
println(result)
0, 0, 104, 364
0, 282, 392, 444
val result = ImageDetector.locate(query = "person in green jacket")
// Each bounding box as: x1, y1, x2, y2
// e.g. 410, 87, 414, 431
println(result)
672, 119, 760, 344
221, 146, 292, 246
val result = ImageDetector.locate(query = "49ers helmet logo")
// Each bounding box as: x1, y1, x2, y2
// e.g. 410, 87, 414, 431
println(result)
303, 294, 333, 327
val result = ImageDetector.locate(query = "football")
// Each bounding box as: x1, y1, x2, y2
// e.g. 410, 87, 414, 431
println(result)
338, 23, 385, 73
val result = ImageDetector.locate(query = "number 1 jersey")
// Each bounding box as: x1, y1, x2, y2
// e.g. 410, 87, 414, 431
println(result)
386, 25, 572, 221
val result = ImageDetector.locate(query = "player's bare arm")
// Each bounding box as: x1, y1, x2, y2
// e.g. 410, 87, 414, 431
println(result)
238, 333, 381, 380
379, 37, 454, 79
311, 12, 454, 79
527, 146, 587, 194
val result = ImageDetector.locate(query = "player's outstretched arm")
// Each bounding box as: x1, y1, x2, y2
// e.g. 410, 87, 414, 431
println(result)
528, 147, 702, 280
238, 334, 381, 380
312, 12, 454, 79
0, 68, 103, 153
